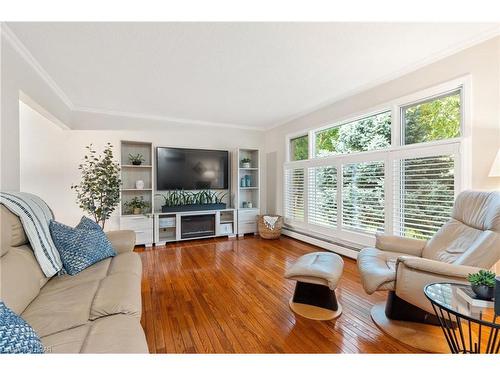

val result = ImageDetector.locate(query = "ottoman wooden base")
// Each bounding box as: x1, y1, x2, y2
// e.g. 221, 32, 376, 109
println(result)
289, 281, 342, 321
289, 300, 343, 320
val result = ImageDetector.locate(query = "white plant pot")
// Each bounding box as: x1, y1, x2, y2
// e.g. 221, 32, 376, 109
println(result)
135, 180, 145, 189
241, 162, 251, 168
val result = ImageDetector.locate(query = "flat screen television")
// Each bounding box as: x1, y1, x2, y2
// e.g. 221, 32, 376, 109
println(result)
156, 147, 229, 190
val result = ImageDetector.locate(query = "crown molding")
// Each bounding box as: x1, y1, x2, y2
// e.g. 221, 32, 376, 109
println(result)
4, 22, 500, 133
2, 23, 263, 131
265, 25, 500, 131
1, 23, 75, 110
73, 106, 265, 131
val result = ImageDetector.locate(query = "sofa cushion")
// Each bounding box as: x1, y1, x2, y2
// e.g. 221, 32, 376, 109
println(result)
90, 273, 142, 320
1, 205, 28, 250
21, 252, 143, 337
0, 301, 44, 354
108, 251, 142, 276
22, 281, 100, 337
105, 230, 136, 254
40, 258, 112, 294
0, 245, 48, 315
41, 315, 148, 353
49, 219, 116, 275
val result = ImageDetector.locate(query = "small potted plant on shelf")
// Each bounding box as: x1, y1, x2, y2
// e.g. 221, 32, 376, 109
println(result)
241, 157, 251, 168
129, 153, 145, 166
124, 196, 149, 215
467, 270, 496, 300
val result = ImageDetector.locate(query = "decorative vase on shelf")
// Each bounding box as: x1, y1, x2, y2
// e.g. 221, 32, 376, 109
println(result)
241, 177, 246, 187
135, 180, 145, 189
133, 207, 141, 215
247, 202, 253, 208
245, 175, 251, 187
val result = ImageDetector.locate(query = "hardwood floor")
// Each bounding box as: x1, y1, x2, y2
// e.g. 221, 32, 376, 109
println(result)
136, 235, 420, 353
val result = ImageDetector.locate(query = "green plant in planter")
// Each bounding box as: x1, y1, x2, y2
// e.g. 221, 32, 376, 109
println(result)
129, 153, 145, 165
157, 190, 227, 208
241, 157, 251, 167
124, 196, 149, 215
467, 270, 496, 300
71, 143, 121, 229
468, 270, 496, 287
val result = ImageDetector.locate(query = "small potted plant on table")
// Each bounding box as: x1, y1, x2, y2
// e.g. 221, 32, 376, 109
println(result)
467, 270, 496, 300
240, 158, 251, 168
129, 153, 145, 166
124, 196, 149, 215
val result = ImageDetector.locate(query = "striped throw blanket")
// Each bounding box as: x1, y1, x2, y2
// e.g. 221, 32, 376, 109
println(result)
0, 192, 62, 277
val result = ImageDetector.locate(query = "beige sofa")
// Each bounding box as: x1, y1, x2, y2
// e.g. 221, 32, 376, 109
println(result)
0, 205, 149, 353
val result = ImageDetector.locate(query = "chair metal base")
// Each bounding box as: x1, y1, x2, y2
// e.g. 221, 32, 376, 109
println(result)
289, 281, 342, 321
371, 302, 449, 353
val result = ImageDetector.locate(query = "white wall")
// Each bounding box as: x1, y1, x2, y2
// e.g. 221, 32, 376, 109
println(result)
1, 25, 72, 191
20, 102, 265, 230
265, 36, 500, 215
13, 30, 500, 234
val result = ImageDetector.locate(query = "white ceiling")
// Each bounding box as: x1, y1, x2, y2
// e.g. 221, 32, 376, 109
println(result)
7, 22, 500, 130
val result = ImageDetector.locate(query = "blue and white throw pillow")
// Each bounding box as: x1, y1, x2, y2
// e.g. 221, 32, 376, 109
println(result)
0, 301, 44, 354
77, 216, 103, 231
49, 217, 116, 275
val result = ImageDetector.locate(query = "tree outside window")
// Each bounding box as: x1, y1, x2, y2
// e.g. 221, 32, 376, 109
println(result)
315, 111, 391, 157
290, 135, 308, 161
403, 91, 461, 145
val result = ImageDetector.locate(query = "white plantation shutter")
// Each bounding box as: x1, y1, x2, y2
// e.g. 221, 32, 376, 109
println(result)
342, 161, 385, 234
394, 154, 455, 239
308, 166, 337, 228
284, 168, 305, 222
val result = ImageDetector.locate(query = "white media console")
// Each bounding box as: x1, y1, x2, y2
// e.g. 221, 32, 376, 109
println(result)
119, 141, 260, 246
154, 208, 237, 245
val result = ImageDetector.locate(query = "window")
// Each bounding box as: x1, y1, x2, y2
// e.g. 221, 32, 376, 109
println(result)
403, 90, 461, 145
308, 166, 337, 228
342, 161, 385, 233
283, 80, 466, 246
315, 111, 391, 157
284, 168, 305, 222
394, 154, 455, 239
289, 135, 309, 161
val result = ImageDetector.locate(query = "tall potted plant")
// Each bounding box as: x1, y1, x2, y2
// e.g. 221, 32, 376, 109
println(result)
71, 143, 121, 229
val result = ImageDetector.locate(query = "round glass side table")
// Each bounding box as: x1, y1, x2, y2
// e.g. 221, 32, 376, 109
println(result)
424, 283, 499, 354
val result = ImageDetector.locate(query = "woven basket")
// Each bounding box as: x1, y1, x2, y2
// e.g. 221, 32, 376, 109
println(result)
258, 215, 283, 239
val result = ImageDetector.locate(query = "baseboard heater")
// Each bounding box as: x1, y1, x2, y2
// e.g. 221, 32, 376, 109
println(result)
282, 226, 361, 259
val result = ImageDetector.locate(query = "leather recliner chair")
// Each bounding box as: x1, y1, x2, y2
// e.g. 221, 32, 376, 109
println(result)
357, 190, 500, 323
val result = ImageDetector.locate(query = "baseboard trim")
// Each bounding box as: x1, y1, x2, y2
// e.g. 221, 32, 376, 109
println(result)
282, 228, 360, 259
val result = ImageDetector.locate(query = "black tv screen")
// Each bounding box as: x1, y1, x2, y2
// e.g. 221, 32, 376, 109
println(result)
156, 147, 229, 190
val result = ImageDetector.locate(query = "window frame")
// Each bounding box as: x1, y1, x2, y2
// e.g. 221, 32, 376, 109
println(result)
400, 88, 463, 147
313, 109, 393, 158
286, 132, 310, 162
283, 76, 471, 247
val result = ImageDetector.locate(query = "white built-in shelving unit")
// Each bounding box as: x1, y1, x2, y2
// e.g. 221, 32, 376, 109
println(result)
119, 142, 260, 245
232, 148, 260, 236
119, 141, 154, 246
